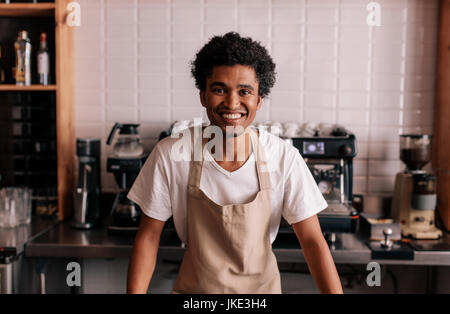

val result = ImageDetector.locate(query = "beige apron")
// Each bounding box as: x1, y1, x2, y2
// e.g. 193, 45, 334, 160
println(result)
172, 128, 282, 294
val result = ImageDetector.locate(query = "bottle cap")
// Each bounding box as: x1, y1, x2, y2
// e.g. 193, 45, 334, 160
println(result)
40, 32, 47, 42
18, 30, 28, 40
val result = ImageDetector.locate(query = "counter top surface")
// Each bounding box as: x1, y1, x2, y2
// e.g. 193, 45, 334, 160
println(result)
24, 217, 450, 266
0, 215, 59, 258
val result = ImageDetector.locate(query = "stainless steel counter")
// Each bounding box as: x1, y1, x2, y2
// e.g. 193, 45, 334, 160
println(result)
0, 215, 59, 259
24, 218, 450, 266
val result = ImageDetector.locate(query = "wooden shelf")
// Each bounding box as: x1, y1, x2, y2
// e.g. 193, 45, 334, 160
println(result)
0, 84, 57, 91
0, 3, 55, 17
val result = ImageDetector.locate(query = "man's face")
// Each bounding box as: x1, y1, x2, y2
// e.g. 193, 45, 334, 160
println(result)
200, 65, 262, 134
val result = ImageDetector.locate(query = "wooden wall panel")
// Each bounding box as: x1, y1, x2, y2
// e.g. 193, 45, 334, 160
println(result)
55, 0, 74, 221
434, 0, 450, 230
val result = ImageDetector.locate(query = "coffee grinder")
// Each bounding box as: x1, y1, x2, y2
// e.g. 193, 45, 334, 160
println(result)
72, 138, 101, 229
391, 134, 442, 239
106, 123, 147, 234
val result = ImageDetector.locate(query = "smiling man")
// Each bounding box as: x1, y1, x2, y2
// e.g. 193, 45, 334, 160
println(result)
126, 32, 343, 294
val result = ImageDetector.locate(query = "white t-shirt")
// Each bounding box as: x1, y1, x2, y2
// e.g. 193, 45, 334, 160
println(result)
127, 127, 328, 244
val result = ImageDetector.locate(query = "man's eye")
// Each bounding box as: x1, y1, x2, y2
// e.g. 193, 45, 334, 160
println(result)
214, 88, 224, 94
240, 90, 250, 96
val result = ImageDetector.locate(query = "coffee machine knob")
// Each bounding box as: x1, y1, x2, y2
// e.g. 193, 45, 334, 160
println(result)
381, 228, 394, 248
339, 144, 352, 156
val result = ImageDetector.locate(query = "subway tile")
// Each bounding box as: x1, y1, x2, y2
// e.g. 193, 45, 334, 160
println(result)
273, 73, 303, 92
371, 75, 403, 92
106, 57, 136, 75
139, 74, 170, 90
75, 90, 103, 107
355, 142, 368, 159
403, 92, 434, 110
339, 41, 370, 58
239, 0, 270, 6
172, 0, 202, 5
270, 107, 302, 123
138, 57, 169, 74
371, 57, 404, 75
106, 40, 136, 57
337, 109, 369, 126
172, 90, 201, 107
371, 92, 402, 109
270, 92, 302, 108
272, 0, 305, 6
106, 7, 136, 25
138, 0, 169, 6
339, 75, 369, 91
304, 92, 336, 108
75, 105, 104, 123
372, 42, 404, 59
205, 0, 236, 6
381, 8, 406, 25
339, 56, 369, 74
75, 70, 102, 90
404, 75, 435, 92
74, 123, 104, 140
139, 24, 169, 41
306, 42, 337, 58
348, 125, 369, 142
272, 42, 303, 64
339, 26, 370, 43
138, 41, 169, 57
172, 58, 192, 76
303, 108, 336, 124
138, 7, 169, 24
306, 58, 336, 74
172, 75, 196, 90
74, 40, 102, 58
172, 42, 203, 59
172, 24, 202, 41
106, 70, 136, 90
272, 24, 303, 42
403, 109, 434, 127
340, 7, 370, 26
337, 92, 369, 109
139, 123, 172, 139
172, 7, 202, 24
75, 57, 102, 74
106, 106, 138, 123
106, 23, 136, 40
405, 57, 437, 76
371, 109, 401, 126
305, 25, 337, 41
372, 26, 405, 43
205, 7, 236, 24
172, 107, 205, 121
272, 7, 304, 24
239, 8, 269, 24
139, 106, 170, 123
139, 91, 170, 107
306, 7, 337, 25
106, 91, 136, 107
304, 75, 336, 91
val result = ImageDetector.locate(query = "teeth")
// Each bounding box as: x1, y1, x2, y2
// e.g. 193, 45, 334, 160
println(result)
222, 113, 242, 119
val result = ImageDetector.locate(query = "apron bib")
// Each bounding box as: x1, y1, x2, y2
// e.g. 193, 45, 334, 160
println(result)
172, 128, 281, 294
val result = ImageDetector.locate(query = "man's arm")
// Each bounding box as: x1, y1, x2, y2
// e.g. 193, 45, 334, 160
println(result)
127, 215, 166, 294
292, 214, 343, 294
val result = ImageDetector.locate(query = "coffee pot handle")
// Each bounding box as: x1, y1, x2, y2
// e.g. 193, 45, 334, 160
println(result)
106, 122, 122, 145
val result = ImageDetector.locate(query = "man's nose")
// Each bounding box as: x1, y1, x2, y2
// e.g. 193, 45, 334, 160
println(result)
224, 91, 240, 109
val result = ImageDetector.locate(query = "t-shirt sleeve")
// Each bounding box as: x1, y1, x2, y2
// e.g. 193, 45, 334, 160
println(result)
282, 148, 328, 225
127, 143, 172, 222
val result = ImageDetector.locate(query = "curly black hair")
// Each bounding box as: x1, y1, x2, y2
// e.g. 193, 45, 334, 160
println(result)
191, 32, 276, 98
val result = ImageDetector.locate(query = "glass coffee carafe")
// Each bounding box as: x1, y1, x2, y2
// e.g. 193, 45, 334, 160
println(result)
106, 123, 144, 158
399, 134, 432, 172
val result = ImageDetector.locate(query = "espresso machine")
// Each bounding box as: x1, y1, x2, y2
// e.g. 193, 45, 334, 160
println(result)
106, 123, 147, 235
72, 138, 101, 229
391, 134, 442, 239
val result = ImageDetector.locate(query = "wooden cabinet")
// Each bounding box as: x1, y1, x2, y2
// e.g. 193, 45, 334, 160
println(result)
0, 1, 74, 221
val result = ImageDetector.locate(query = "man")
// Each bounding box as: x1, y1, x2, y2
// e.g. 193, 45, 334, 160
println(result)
126, 32, 343, 294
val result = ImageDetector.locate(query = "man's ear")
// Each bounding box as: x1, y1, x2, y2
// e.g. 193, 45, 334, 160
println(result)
200, 91, 207, 108
256, 96, 262, 110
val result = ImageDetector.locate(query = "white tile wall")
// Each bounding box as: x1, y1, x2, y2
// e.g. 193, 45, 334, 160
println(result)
73, 0, 439, 195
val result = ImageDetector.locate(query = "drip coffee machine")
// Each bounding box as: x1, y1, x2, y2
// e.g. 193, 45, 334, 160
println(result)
391, 134, 442, 239
106, 123, 147, 234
